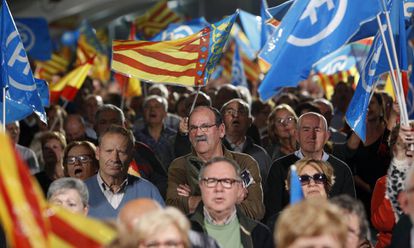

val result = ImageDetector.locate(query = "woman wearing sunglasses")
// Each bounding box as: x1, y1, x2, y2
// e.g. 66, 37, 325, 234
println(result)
63, 141, 99, 181
286, 158, 335, 199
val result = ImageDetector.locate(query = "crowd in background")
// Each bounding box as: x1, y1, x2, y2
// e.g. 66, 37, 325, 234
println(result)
4, 75, 414, 248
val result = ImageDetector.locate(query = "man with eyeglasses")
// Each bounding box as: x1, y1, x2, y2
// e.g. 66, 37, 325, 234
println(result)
84, 125, 164, 219
220, 99, 271, 184
264, 112, 355, 222
166, 106, 264, 221
190, 157, 272, 248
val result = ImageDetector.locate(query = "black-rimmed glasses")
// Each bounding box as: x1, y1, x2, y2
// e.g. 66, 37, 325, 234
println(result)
201, 177, 241, 189
298, 173, 327, 186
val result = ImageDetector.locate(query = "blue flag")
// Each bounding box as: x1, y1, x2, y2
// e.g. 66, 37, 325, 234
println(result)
0, 0, 47, 124
239, 10, 261, 52
260, 0, 272, 48
258, 0, 381, 101
151, 17, 209, 41
267, 0, 294, 21
14, 18, 52, 61
290, 165, 304, 205
231, 41, 248, 88
34, 78, 49, 107
346, 34, 383, 142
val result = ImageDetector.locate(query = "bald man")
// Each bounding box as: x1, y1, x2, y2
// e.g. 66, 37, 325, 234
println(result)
118, 198, 161, 231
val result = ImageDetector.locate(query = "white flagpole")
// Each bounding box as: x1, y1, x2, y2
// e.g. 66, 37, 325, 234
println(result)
2, 87, 5, 132
190, 87, 201, 114
376, 13, 409, 125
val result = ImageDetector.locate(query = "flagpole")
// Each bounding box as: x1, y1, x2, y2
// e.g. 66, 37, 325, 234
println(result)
2, 87, 5, 132
190, 87, 201, 114
49, 100, 69, 131
376, 14, 409, 125
120, 76, 127, 111
379, 0, 409, 125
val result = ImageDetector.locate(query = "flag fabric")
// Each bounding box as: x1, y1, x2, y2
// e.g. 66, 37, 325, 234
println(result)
135, 0, 184, 39
0, 132, 50, 248
260, 0, 272, 49
345, 33, 383, 142
151, 17, 209, 41
258, 0, 381, 101
77, 20, 109, 82
114, 72, 142, 97
231, 41, 248, 87
34, 53, 69, 82
47, 205, 116, 247
49, 63, 92, 103
267, 0, 293, 21
289, 165, 304, 205
231, 23, 256, 60
0, 0, 47, 124
14, 18, 52, 61
239, 10, 262, 52
34, 78, 50, 107
112, 11, 238, 87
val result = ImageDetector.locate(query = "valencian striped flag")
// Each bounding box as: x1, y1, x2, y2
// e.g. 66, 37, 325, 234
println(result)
112, 11, 238, 87
0, 132, 117, 247
135, 0, 184, 39
0, 131, 50, 247
49, 63, 92, 103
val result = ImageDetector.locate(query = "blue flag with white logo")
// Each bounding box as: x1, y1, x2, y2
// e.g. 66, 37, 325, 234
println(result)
258, 0, 381, 101
231, 41, 248, 88
290, 165, 304, 205
0, 0, 47, 124
151, 17, 209, 41
345, 34, 383, 142
14, 18, 52, 61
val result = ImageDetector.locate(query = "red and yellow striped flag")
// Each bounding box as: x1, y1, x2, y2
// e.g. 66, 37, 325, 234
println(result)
313, 68, 358, 99
47, 205, 116, 247
0, 132, 50, 248
0, 132, 117, 247
49, 63, 92, 103
34, 53, 69, 82
135, 0, 184, 39
113, 12, 237, 87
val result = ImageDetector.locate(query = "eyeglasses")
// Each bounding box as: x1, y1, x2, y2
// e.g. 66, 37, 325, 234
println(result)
201, 177, 241, 189
66, 155, 93, 165
189, 123, 216, 134
142, 240, 183, 248
275, 116, 296, 126
224, 108, 248, 116
298, 173, 327, 186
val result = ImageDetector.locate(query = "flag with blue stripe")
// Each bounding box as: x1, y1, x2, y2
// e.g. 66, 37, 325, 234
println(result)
0, 0, 47, 124
258, 0, 381, 101
290, 165, 304, 205
14, 18, 52, 61
345, 33, 383, 142
231, 41, 248, 87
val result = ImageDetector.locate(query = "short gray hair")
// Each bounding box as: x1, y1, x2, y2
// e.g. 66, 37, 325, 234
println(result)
47, 177, 89, 207
198, 157, 241, 181
297, 112, 328, 132
95, 104, 125, 125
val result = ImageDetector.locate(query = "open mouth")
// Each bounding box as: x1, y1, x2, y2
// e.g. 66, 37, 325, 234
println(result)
74, 168, 83, 175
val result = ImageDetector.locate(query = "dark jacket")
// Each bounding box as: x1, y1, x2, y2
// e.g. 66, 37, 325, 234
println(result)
264, 152, 356, 221
223, 136, 271, 184
389, 214, 412, 248
190, 204, 273, 248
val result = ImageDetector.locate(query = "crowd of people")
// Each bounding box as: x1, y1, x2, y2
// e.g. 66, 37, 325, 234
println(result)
4, 77, 414, 248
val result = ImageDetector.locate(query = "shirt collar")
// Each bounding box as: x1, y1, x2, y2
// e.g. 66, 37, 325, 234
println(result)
203, 206, 237, 225
294, 149, 329, 161
97, 173, 128, 193
225, 136, 246, 153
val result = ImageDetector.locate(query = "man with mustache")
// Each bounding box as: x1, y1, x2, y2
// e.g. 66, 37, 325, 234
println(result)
166, 106, 264, 220
85, 125, 164, 219
220, 99, 271, 184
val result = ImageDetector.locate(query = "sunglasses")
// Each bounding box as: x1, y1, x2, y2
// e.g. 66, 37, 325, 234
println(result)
66, 155, 93, 165
298, 173, 327, 186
